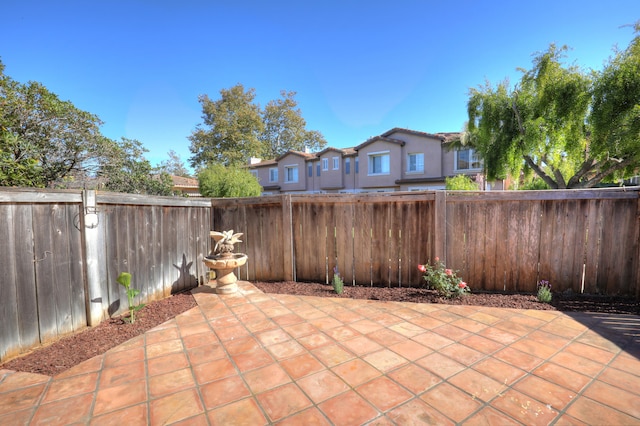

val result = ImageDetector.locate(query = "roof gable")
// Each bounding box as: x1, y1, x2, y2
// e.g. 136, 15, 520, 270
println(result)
355, 136, 405, 151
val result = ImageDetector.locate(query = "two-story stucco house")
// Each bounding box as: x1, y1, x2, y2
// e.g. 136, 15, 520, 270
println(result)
249, 128, 507, 194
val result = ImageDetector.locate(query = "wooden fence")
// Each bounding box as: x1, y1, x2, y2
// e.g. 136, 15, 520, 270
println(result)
212, 188, 640, 298
0, 189, 210, 362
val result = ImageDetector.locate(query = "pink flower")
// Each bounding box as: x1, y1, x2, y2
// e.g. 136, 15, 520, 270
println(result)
459, 282, 467, 288
445, 269, 453, 276
418, 264, 427, 273
434, 257, 439, 262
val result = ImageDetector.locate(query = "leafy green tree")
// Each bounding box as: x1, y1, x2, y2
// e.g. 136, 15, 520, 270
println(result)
466, 28, 640, 189
261, 90, 327, 158
189, 84, 264, 168
198, 163, 262, 198
158, 149, 191, 177
0, 60, 107, 187
100, 138, 174, 195
445, 174, 479, 190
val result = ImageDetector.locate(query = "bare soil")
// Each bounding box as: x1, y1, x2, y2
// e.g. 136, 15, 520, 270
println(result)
2, 282, 637, 377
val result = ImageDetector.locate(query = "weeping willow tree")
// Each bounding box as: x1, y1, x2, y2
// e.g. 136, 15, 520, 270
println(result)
466, 25, 640, 189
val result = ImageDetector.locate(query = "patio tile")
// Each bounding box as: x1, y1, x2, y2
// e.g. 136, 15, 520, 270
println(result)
318, 390, 379, 425
583, 379, 640, 418
149, 388, 204, 425
388, 339, 432, 361
215, 324, 251, 341
56, 356, 103, 379
367, 328, 408, 346
93, 379, 147, 416
432, 323, 472, 341
0, 408, 35, 425
332, 359, 382, 387
324, 325, 360, 341
146, 327, 180, 344
180, 331, 217, 349
565, 396, 639, 425
148, 368, 195, 398
477, 326, 520, 345
224, 335, 260, 355
297, 332, 333, 350
257, 383, 312, 422
472, 357, 526, 385
272, 313, 305, 326
493, 347, 544, 371
540, 318, 587, 339
200, 375, 250, 409
192, 357, 236, 384
597, 366, 640, 396
363, 349, 408, 373
207, 397, 267, 425
176, 322, 211, 339
548, 351, 605, 377
427, 309, 463, 324
412, 330, 455, 350
416, 352, 466, 379
460, 334, 504, 355
330, 309, 366, 324
449, 368, 506, 402
532, 362, 591, 393
463, 406, 521, 426
467, 311, 501, 325
576, 330, 624, 353
186, 342, 226, 365
342, 335, 383, 355
439, 343, 485, 366
510, 338, 558, 360
389, 321, 427, 338
350, 319, 385, 334
388, 363, 442, 394
98, 362, 145, 389
421, 382, 482, 422
564, 341, 617, 364
609, 353, 640, 376
279, 353, 325, 379
493, 320, 535, 337
297, 370, 349, 403
31, 391, 94, 425
357, 376, 412, 412
103, 346, 144, 368
386, 398, 454, 425
255, 328, 291, 346
491, 389, 558, 425
41, 372, 99, 403
282, 322, 317, 338
451, 318, 489, 333
277, 407, 332, 426
514, 375, 576, 411
90, 403, 148, 426
147, 352, 189, 377
145, 339, 184, 359
311, 344, 355, 367
266, 339, 306, 360
232, 347, 274, 372
243, 363, 291, 394
0, 383, 47, 415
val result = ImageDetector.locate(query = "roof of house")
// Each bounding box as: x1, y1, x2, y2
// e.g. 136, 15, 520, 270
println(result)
276, 150, 316, 162
354, 135, 405, 151
170, 175, 198, 188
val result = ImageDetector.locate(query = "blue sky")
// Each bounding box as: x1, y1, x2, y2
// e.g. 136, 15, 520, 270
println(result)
2, 1, 638, 172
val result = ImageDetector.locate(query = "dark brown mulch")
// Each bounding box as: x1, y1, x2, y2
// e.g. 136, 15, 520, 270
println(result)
2, 281, 637, 377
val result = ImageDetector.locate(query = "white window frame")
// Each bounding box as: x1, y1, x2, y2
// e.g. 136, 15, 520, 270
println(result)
454, 148, 483, 172
269, 167, 278, 183
367, 151, 390, 176
407, 153, 424, 173
332, 156, 340, 170
322, 158, 329, 171
284, 164, 298, 183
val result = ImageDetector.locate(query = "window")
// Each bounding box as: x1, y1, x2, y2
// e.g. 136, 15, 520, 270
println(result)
407, 153, 424, 173
345, 158, 351, 174
250, 170, 258, 178
269, 167, 278, 183
322, 158, 329, 171
316, 162, 321, 176
368, 151, 390, 175
284, 165, 298, 183
455, 149, 482, 171
355, 157, 359, 174
332, 156, 339, 170
308, 163, 313, 178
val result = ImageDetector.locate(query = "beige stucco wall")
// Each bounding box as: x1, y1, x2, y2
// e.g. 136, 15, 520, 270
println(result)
385, 131, 444, 179
318, 150, 344, 190
342, 156, 358, 191
278, 153, 307, 192
356, 141, 403, 189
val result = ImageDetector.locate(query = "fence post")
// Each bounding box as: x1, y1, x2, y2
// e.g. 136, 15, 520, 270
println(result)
282, 194, 294, 281
82, 190, 104, 326
434, 191, 447, 264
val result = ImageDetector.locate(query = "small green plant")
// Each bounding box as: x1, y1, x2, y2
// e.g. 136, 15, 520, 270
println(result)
537, 279, 552, 303
117, 272, 145, 323
418, 257, 469, 298
332, 266, 344, 295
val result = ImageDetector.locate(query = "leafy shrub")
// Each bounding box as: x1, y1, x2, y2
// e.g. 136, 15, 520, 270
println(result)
537, 280, 552, 303
418, 258, 469, 298
445, 175, 479, 190
332, 266, 344, 295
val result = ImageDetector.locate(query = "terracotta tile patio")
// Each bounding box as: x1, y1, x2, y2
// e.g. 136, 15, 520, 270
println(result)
1, 281, 639, 425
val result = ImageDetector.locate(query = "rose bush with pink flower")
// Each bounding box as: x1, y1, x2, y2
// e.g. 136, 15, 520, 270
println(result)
417, 258, 470, 298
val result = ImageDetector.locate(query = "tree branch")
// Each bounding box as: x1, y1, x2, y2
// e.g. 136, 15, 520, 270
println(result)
523, 155, 559, 188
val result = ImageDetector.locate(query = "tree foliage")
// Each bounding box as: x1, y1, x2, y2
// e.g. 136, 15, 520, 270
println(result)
1, 61, 107, 187
445, 174, 479, 190
261, 90, 327, 158
466, 27, 640, 189
189, 85, 326, 169
198, 163, 262, 198
158, 149, 191, 177
99, 138, 174, 195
